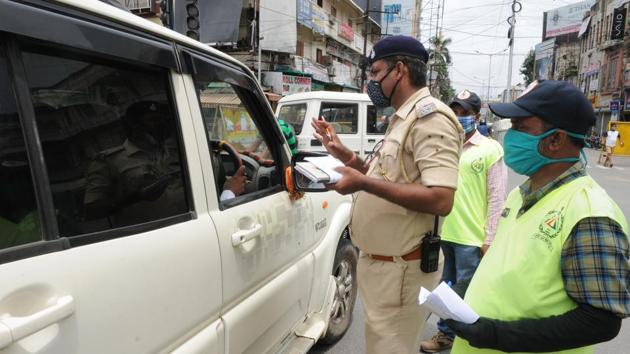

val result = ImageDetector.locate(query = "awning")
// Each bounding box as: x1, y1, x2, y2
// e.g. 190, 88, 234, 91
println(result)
578, 16, 591, 38
281, 69, 313, 77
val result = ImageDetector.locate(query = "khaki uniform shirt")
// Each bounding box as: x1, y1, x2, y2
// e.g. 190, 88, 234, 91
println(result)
351, 88, 463, 256
84, 138, 186, 226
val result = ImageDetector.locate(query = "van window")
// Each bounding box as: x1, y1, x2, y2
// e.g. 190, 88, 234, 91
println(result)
367, 105, 395, 134
319, 102, 358, 134
0, 46, 41, 250
21, 48, 190, 236
278, 103, 307, 134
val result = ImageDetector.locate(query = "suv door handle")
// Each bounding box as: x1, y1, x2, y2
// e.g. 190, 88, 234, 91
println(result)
231, 223, 263, 246
368, 139, 376, 143
0, 294, 74, 349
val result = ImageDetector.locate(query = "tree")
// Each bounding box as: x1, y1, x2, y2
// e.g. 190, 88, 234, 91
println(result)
428, 35, 455, 102
520, 49, 535, 85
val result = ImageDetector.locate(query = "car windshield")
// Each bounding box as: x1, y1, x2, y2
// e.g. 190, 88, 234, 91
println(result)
277, 103, 307, 134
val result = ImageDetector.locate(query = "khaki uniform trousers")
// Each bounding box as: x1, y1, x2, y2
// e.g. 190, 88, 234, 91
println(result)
358, 252, 443, 354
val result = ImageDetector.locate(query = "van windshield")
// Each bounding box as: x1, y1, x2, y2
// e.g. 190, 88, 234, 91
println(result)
278, 103, 307, 134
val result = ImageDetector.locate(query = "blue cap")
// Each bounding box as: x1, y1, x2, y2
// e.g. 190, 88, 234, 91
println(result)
489, 80, 595, 135
450, 90, 482, 114
367, 35, 429, 65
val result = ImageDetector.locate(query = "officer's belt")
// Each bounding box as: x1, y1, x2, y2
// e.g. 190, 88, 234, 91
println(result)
368, 247, 421, 262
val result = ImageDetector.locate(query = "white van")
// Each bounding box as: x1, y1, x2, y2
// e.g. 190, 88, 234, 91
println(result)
276, 92, 394, 158
0, 1, 357, 353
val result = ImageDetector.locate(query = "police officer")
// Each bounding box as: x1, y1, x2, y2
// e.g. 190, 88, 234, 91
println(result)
84, 101, 187, 226
446, 81, 630, 353
312, 35, 463, 354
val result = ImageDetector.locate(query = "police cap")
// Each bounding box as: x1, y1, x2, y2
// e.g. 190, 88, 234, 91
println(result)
367, 35, 429, 65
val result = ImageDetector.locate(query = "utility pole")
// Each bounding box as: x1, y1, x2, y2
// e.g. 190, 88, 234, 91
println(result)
475, 49, 507, 101
505, 0, 522, 102
360, 0, 371, 92
255, 0, 263, 83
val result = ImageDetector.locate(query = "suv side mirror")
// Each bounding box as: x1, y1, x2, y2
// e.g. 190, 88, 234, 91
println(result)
290, 151, 332, 192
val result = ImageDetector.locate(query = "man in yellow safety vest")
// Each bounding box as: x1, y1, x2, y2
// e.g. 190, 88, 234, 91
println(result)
447, 80, 630, 354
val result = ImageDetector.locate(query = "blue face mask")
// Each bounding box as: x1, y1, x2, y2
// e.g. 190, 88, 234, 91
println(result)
458, 115, 476, 134
504, 128, 585, 176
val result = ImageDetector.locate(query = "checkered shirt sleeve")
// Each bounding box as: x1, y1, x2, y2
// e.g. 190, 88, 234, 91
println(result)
561, 217, 630, 317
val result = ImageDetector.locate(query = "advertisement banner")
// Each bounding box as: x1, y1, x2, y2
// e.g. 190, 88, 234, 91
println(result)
534, 39, 556, 80
611, 7, 627, 40
262, 72, 311, 96
260, 0, 297, 53
339, 23, 354, 42
312, 5, 328, 36
297, 0, 313, 29
382, 0, 415, 36
544, 0, 595, 38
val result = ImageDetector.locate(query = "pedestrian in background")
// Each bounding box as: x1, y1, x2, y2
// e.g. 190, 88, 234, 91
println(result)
311, 35, 463, 354
603, 123, 624, 168
420, 90, 506, 353
445, 80, 629, 354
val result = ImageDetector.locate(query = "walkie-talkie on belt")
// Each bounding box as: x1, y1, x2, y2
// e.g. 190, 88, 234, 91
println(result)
420, 216, 441, 273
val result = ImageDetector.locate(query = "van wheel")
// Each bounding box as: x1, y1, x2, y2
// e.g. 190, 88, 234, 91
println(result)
321, 239, 358, 344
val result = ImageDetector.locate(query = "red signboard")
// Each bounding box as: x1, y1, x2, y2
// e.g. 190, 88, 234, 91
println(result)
339, 23, 354, 42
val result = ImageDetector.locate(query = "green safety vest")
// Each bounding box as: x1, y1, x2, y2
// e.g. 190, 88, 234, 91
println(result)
452, 175, 628, 354
441, 135, 503, 247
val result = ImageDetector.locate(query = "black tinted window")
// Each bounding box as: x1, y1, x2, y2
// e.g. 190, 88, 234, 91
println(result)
21, 49, 189, 236
0, 46, 41, 249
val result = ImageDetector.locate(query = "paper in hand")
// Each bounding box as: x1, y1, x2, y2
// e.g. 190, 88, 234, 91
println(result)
418, 281, 479, 324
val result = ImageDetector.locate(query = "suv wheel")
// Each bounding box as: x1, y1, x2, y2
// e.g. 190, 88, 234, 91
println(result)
321, 238, 358, 344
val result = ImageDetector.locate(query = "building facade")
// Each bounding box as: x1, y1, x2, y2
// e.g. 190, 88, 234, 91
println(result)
578, 0, 630, 134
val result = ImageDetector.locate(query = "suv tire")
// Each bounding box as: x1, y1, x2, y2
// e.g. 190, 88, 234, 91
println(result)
321, 237, 358, 344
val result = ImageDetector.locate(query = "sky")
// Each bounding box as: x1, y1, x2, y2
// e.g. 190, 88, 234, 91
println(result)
417, 0, 587, 101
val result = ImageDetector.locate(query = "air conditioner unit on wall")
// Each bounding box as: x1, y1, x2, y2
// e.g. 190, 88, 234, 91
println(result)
323, 55, 334, 66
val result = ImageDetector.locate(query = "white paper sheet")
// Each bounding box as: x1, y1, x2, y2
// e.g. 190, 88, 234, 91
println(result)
304, 156, 344, 183
418, 281, 479, 324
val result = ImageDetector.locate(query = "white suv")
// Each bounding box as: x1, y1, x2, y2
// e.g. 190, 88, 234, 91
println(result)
0, 1, 356, 353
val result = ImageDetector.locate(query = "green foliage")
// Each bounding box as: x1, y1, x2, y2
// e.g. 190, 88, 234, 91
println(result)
520, 49, 535, 85
428, 35, 455, 102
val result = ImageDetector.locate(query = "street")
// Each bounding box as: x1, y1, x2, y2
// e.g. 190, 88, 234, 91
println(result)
312, 148, 630, 354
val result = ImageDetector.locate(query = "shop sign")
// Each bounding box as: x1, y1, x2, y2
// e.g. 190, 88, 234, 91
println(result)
611, 6, 627, 40
339, 23, 354, 41
610, 99, 621, 112
282, 75, 312, 95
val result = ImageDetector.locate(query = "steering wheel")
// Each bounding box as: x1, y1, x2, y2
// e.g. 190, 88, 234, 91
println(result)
209, 140, 260, 194
209, 140, 242, 189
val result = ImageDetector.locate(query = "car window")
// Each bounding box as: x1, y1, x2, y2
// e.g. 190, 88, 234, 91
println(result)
277, 103, 307, 134
0, 46, 42, 250
21, 47, 190, 237
319, 102, 358, 134
367, 105, 394, 134
191, 62, 282, 206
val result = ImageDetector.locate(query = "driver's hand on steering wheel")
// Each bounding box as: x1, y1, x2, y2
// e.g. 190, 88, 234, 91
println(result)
225, 165, 246, 196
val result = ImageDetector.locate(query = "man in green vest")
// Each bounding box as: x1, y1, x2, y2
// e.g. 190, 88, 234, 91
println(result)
421, 90, 506, 353
445, 80, 630, 353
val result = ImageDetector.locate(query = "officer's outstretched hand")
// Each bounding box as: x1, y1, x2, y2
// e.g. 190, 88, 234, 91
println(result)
311, 117, 353, 163
327, 166, 366, 195
444, 318, 498, 349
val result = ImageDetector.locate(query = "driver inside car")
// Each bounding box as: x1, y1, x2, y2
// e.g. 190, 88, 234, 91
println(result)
84, 101, 186, 225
